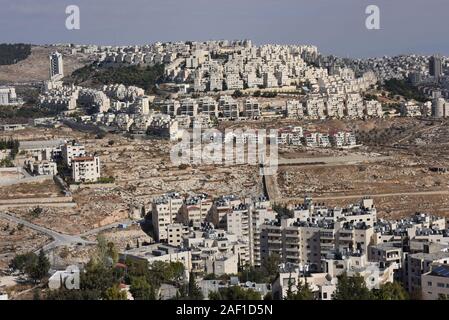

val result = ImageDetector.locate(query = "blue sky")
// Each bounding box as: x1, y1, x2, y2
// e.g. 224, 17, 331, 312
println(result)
0, 0, 448, 58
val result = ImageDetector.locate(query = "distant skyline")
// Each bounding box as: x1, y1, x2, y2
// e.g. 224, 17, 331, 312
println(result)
1, 0, 448, 58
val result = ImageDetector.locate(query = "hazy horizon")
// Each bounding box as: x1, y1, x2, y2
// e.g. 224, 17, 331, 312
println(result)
1, 0, 448, 59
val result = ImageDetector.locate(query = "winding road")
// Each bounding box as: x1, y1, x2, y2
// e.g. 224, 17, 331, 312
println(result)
0, 212, 132, 254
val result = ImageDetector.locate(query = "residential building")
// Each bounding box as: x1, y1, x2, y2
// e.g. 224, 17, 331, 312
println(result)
71, 155, 101, 183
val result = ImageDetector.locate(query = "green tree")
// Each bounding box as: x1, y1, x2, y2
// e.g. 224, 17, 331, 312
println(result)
187, 272, 204, 300
284, 275, 314, 300
80, 259, 117, 299
232, 90, 243, 98
209, 286, 261, 300
294, 278, 314, 300
261, 253, 281, 283
332, 273, 373, 300
10, 252, 37, 272
285, 274, 295, 300
129, 276, 157, 300
374, 282, 409, 300
104, 284, 128, 300
29, 250, 51, 282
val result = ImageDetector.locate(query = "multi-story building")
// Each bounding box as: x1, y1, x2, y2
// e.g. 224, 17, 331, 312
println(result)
243, 98, 261, 119
71, 155, 100, 183
27, 160, 58, 176
178, 193, 213, 225
179, 98, 199, 116
406, 247, 449, 294
422, 264, 449, 300
160, 99, 180, 116
166, 223, 189, 247
285, 100, 304, 119
261, 198, 377, 271
0, 87, 21, 106
152, 192, 184, 242
49, 51, 64, 80
61, 142, 86, 167
121, 243, 192, 274
219, 96, 239, 119
198, 97, 218, 118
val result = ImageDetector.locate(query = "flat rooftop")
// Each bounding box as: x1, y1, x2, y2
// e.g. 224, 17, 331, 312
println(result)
19, 139, 65, 150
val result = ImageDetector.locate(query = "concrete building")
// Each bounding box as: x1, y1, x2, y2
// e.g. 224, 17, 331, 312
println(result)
198, 97, 219, 118
429, 54, 443, 80
121, 243, 192, 274
152, 192, 184, 242
243, 98, 261, 119
166, 223, 189, 247
406, 247, 449, 294
27, 160, 58, 176
49, 51, 64, 80
219, 96, 239, 119
179, 98, 199, 116
431, 97, 448, 118
71, 155, 101, 183
61, 142, 86, 166
0, 86, 21, 106
422, 264, 449, 300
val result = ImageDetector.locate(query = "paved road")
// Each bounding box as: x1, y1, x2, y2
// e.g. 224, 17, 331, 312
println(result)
0, 212, 135, 255
80, 219, 134, 237
0, 212, 94, 253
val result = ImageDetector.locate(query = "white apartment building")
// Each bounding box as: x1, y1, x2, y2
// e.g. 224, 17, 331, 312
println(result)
272, 267, 337, 300
226, 73, 244, 90
325, 94, 345, 118
152, 192, 184, 242
250, 197, 277, 266
406, 248, 449, 294
179, 98, 199, 116
305, 95, 326, 119
263, 72, 278, 88
243, 98, 261, 119
364, 100, 383, 117
121, 243, 192, 274
71, 155, 101, 183
219, 96, 239, 119
345, 93, 364, 118
0, 87, 21, 106
401, 101, 422, 117
261, 198, 377, 270
160, 99, 180, 116
61, 142, 86, 166
49, 51, 64, 80
198, 97, 218, 117
28, 160, 58, 176
285, 100, 304, 119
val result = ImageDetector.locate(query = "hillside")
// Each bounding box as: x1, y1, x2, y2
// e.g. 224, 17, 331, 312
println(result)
0, 43, 31, 65
0, 45, 91, 84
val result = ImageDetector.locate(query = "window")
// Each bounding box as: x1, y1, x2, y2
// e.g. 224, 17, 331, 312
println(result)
438, 283, 445, 288
427, 281, 432, 287
323, 292, 328, 299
